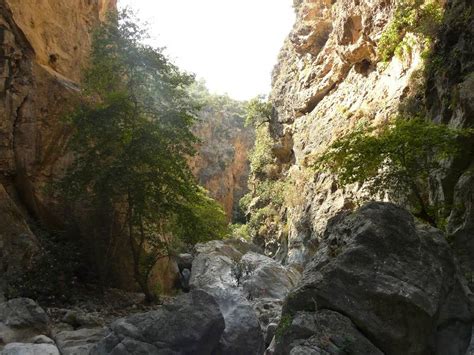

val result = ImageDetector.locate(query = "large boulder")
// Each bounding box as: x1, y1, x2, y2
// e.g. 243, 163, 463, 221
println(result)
0, 298, 49, 346
190, 239, 300, 354
240, 252, 300, 300
54, 327, 106, 355
275, 310, 382, 355
275, 202, 473, 355
90, 290, 225, 354
1, 343, 59, 355
211, 288, 264, 355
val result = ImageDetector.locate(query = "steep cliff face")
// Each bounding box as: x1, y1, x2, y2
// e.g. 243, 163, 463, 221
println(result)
0, 0, 122, 278
190, 96, 254, 222
252, 0, 474, 273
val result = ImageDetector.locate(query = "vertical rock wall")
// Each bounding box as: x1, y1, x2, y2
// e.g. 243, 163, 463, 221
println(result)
253, 0, 474, 275
190, 99, 254, 222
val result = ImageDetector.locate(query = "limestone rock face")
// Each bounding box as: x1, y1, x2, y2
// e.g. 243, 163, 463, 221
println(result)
0, 0, 115, 224
252, 0, 474, 276
0, 0, 117, 282
250, 0, 424, 265
0, 185, 37, 279
275, 203, 473, 355
432, 0, 474, 293
190, 102, 254, 222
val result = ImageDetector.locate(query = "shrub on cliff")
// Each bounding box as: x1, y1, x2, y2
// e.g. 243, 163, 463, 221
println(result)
378, 0, 444, 62
58, 10, 227, 302
313, 117, 473, 227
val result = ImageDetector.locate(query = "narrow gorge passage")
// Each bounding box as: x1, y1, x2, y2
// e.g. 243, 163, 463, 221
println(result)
0, 0, 473, 355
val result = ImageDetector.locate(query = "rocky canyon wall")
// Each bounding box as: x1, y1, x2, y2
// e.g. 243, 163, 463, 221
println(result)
0, 0, 178, 295
0, 0, 116, 278
249, 0, 474, 284
190, 95, 254, 222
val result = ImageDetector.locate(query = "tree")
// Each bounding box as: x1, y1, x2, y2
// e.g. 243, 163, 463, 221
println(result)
59, 10, 228, 302
313, 117, 473, 227
244, 95, 272, 128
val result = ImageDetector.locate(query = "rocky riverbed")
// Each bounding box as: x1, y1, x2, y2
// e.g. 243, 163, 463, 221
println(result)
1, 203, 472, 355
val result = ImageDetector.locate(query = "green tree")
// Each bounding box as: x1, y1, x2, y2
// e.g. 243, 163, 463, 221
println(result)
59, 10, 227, 302
244, 95, 272, 128
314, 117, 473, 227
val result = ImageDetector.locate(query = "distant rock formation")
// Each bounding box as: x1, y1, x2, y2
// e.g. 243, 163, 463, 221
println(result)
189, 89, 254, 222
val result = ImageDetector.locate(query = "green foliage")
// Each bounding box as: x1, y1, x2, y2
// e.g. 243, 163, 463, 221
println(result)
171, 187, 230, 246
249, 124, 274, 176
189, 79, 246, 122
58, 10, 227, 302
378, 0, 444, 61
239, 178, 288, 239
314, 117, 473, 226
231, 223, 251, 241
275, 315, 293, 340
244, 95, 272, 128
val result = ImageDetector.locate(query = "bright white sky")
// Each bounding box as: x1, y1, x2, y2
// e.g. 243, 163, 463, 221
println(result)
118, 0, 295, 100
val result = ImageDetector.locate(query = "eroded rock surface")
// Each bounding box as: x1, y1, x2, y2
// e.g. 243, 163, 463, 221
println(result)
190, 239, 300, 354
55, 327, 106, 355
1, 342, 59, 355
189, 97, 254, 222
0, 298, 49, 346
275, 203, 473, 355
91, 290, 225, 355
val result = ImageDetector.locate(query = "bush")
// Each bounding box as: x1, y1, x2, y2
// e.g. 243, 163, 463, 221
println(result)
378, 0, 444, 61
249, 125, 275, 176
314, 117, 473, 227
231, 223, 251, 241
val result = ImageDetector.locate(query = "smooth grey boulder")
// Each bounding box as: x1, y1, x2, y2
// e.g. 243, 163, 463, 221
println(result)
276, 202, 473, 355
1, 343, 59, 355
54, 327, 105, 355
90, 290, 224, 355
240, 252, 300, 300
190, 239, 299, 354
190, 240, 242, 289
212, 288, 264, 355
278, 310, 382, 355
0, 298, 49, 345
190, 241, 264, 354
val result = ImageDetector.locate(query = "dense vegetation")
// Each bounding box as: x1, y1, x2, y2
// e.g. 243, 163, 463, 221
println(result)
237, 96, 291, 250
58, 11, 228, 301
314, 117, 473, 227
378, 0, 444, 61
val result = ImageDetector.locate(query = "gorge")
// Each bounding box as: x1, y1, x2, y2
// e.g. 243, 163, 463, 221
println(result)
0, 0, 473, 354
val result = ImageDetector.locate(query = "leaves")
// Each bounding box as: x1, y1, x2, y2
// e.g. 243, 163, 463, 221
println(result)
314, 117, 473, 225
58, 10, 228, 300
378, 0, 444, 61
244, 95, 272, 128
